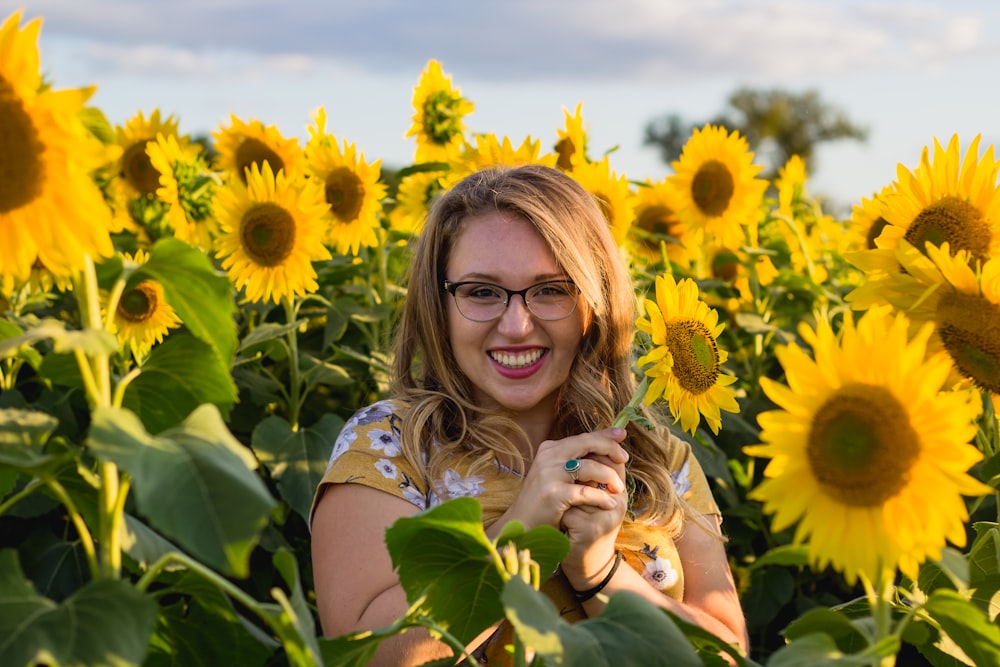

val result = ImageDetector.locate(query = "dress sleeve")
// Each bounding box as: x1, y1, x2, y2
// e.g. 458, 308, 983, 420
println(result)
664, 430, 720, 516
308, 401, 430, 528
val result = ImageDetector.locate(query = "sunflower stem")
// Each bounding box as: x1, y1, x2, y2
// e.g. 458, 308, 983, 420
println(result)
612, 376, 650, 429
283, 296, 302, 431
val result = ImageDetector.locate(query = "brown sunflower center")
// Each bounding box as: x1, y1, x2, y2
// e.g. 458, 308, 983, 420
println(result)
691, 160, 735, 217
636, 204, 682, 246
555, 137, 576, 171
235, 138, 284, 184
664, 319, 720, 394
240, 202, 296, 267
866, 216, 889, 249
325, 167, 365, 223
936, 291, 1000, 394
807, 383, 918, 507
0, 75, 46, 213
904, 196, 991, 262
423, 90, 465, 145
711, 249, 741, 282
117, 281, 159, 323
120, 139, 161, 197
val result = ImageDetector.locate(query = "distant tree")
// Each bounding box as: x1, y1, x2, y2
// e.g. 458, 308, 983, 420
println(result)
643, 87, 868, 177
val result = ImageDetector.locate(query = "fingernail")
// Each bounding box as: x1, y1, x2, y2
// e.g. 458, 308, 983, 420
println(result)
611, 427, 626, 438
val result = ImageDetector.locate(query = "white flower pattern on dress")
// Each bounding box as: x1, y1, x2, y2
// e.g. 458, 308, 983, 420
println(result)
639, 544, 678, 591
440, 468, 485, 500
375, 458, 397, 479
369, 428, 401, 456
670, 459, 692, 498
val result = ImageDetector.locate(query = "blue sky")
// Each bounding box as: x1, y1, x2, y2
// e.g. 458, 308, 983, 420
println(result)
19, 0, 1000, 212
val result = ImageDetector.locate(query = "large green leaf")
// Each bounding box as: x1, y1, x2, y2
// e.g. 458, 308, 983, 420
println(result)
122, 333, 237, 434
923, 589, 1000, 666
0, 409, 58, 467
86, 405, 276, 576
385, 497, 568, 646
0, 549, 156, 667
136, 238, 237, 364
256, 549, 322, 667
968, 523, 1000, 620
251, 413, 343, 523
783, 607, 867, 654
767, 633, 899, 666
145, 571, 275, 667
0, 318, 118, 360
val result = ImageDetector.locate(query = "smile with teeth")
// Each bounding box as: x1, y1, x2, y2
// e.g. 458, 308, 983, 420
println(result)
489, 348, 545, 368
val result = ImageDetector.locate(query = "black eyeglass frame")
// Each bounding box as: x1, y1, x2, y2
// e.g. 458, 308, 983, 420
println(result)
442, 279, 581, 322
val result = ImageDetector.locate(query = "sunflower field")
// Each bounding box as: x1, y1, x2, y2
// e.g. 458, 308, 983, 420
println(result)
3, 9, 1000, 667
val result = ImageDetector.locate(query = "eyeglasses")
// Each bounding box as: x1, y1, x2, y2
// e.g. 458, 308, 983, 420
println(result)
443, 280, 581, 322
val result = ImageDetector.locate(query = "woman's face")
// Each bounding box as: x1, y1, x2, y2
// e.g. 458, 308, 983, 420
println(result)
445, 210, 586, 422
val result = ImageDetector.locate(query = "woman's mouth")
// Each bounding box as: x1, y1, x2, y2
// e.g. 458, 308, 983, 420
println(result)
488, 348, 545, 368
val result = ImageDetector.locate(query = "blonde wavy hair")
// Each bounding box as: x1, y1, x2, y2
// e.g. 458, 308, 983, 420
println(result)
391, 164, 693, 534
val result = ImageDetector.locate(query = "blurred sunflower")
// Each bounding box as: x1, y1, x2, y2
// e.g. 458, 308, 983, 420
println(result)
775, 154, 808, 221
0, 11, 114, 284
146, 132, 217, 250
629, 178, 694, 267
114, 109, 180, 201
213, 114, 304, 184
305, 107, 387, 255
446, 133, 558, 185
852, 135, 1000, 283
669, 124, 767, 250
108, 250, 182, 359
635, 273, 740, 435
569, 156, 635, 247
214, 162, 331, 305
745, 308, 989, 584
846, 186, 892, 253
389, 170, 446, 235
554, 102, 588, 171
406, 59, 474, 164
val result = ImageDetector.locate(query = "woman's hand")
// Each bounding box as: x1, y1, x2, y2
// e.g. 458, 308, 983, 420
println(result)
488, 427, 628, 538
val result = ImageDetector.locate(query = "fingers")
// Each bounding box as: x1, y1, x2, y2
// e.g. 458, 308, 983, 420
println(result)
565, 457, 626, 494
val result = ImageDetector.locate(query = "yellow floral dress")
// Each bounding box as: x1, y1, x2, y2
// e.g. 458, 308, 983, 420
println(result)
310, 399, 721, 662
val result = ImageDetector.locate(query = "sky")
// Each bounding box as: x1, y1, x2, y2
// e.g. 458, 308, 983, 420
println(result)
17, 0, 1000, 214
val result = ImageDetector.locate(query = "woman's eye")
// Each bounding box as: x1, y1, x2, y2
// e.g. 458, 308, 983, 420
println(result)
466, 286, 502, 299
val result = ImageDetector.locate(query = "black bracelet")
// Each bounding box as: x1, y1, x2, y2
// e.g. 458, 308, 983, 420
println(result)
571, 550, 622, 603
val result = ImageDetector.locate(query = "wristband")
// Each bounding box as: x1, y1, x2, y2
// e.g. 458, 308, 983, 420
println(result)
570, 550, 622, 603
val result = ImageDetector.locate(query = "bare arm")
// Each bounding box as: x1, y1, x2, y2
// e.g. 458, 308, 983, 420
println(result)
311, 483, 457, 666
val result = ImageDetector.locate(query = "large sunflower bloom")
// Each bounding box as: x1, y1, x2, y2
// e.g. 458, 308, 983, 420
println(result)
108, 250, 182, 359
745, 308, 989, 585
846, 186, 892, 253
406, 59, 474, 164
669, 125, 767, 250
213, 114, 304, 184
554, 102, 588, 171
635, 274, 740, 435
146, 132, 217, 250
305, 107, 387, 255
214, 162, 331, 304
848, 135, 1000, 295
389, 170, 446, 236
0, 11, 114, 284
569, 156, 635, 247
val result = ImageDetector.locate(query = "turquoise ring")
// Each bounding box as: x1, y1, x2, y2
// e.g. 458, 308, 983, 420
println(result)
564, 458, 581, 482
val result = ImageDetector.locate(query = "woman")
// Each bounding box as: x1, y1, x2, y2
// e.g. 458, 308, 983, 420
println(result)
310, 164, 747, 664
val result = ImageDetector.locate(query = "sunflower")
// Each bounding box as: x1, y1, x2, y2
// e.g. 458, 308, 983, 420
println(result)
213, 162, 331, 305
744, 307, 989, 584
146, 132, 217, 250
388, 170, 446, 235
629, 178, 693, 267
635, 273, 740, 435
569, 156, 635, 247
305, 107, 386, 255
668, 124, 767, 250
445, 132, 558, 186
406, 59, 474, 164
846, 186, 892, 253
554, 102, 588, 171
213, 114, 304, 184
775, 154, 807, 222
0, 11, 114, 284
108, 250, 182, 359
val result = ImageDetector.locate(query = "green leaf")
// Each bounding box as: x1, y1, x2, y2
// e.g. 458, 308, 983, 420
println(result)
767, 633, 899, 666
0, 409, 58, 467
385, 498, 507, 645
492, 521, 568, 582
122, 333, 237, 433
923, 589, 1000, 667
502, 575, 604, 665
251, 414, 343, 523
968, 524, 1000, 619
257, 549, 322, 667
301, 354, 355, 389
0, 549, 156, 667
237, 320, 304, 355
86, 405, 276, 576
0, 318, 118, 360
745, 544, 809, 571
783, 607, 867, 654
136, 237, 237, 363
